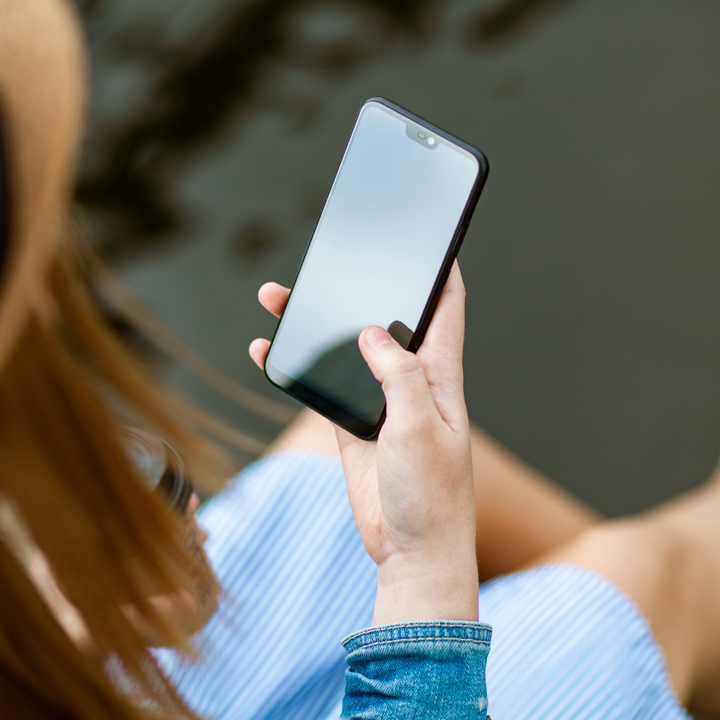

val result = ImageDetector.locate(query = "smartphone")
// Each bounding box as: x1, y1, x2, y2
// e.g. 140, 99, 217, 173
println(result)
264, 97, 489, 439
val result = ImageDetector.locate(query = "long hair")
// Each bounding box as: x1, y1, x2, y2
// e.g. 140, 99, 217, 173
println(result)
0, 1, 277, 717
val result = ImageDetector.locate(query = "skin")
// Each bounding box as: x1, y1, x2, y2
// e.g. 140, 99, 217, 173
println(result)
261, 360, 599, 583
251, 278, 600, 583
252, 263, 480, 624
7, 2, 720, 711
250, 265, 720, 716
28, 493, 211, 649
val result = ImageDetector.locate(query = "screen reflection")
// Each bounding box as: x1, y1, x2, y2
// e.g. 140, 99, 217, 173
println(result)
266, 101, 480, 430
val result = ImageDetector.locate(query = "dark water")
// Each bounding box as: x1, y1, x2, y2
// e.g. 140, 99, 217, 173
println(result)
76, 0, 720, 517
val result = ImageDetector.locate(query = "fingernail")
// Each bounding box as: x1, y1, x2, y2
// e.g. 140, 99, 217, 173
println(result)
189, 493, 200, 513
365, 326, 393, 348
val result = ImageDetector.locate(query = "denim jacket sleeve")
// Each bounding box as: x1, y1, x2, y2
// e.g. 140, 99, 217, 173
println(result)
340, 620, 492, 719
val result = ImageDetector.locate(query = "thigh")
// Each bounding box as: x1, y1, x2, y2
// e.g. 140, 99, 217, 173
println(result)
268, 410, 599, 580
478, 563, 690, 720
533, 518, 704, 709
265, 409, 341, 459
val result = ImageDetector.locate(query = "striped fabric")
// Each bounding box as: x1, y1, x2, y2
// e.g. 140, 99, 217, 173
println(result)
154, 451, 376, 719
477, 565, 690, 719
154, 451, 690, 720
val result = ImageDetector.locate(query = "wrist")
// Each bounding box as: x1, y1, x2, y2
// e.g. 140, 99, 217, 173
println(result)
373, 550, 479, 626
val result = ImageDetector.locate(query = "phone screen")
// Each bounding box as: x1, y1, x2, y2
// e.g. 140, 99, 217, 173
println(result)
266, 99, 484, 437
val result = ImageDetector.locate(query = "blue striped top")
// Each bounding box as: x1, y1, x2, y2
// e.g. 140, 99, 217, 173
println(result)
154, 451, 689, 720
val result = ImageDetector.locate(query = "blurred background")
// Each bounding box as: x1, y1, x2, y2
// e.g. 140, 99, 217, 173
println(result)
73, 0, 720, 517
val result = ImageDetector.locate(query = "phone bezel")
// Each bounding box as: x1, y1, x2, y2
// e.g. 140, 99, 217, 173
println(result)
264, 97, 489, 440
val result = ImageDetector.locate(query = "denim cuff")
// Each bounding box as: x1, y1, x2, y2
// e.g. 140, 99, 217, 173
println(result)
340, 621, 492, 719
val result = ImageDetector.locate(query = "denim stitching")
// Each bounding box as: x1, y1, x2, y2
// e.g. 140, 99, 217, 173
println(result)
344, 622, 491, 644
354, 636, 491, 650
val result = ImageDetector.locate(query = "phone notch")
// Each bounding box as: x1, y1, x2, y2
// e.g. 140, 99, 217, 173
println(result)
405, 121, 439, 149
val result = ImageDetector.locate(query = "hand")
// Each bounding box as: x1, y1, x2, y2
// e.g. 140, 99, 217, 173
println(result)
27, 494, 215, 649
122, 493, 217, 646
250, 263, 478, 625
28, 494, 216, 649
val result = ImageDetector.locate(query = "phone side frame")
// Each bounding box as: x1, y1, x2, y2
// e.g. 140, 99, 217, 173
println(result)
368, 98, 490, 358
264, 96, 489, 440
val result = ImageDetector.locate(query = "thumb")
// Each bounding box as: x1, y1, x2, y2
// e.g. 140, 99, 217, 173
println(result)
359, 326, 438, 424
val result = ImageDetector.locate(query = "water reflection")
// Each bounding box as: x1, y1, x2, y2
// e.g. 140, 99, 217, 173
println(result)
75, 0, 576, 264
72, 0, 720, 515
470, 0, 580, 42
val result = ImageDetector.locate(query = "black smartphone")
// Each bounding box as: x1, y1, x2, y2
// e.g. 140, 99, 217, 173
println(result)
264, 97, 489, 439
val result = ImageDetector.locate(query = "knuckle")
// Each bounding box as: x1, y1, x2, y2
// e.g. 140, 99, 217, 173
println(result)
385, 349, 423, 378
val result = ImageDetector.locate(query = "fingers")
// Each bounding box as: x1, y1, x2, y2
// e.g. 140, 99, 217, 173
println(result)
188, 493, 200, 514
187, 494, 209, 542
250, 282, 289, 369
253, 268, 467, 429
150, 590, 196, 623
359, 326, 438, 428
421, 261, 466, 364
258, 282, 290, 318
416, 262, 466, 408
249, 338, 270, 369
121, 590, 197, 647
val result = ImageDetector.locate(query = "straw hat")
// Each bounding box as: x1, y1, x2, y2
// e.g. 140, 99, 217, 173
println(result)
0, 0, 85, 372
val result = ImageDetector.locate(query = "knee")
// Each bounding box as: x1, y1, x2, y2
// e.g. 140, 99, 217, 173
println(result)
551, 517, 712, 706
555, 518, 699, 612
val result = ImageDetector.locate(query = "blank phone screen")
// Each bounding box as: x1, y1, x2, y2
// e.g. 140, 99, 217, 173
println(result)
266, 100, 481, 434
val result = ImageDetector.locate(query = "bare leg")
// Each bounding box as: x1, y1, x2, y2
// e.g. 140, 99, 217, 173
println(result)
270, 411, 720, 713
264, 408, 342, 459
534, 471, 720, 715
468, 425, 600, 578
266, 409, 600, 580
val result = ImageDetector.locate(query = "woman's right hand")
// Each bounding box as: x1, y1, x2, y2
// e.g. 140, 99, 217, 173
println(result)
250, 263, 479, 625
